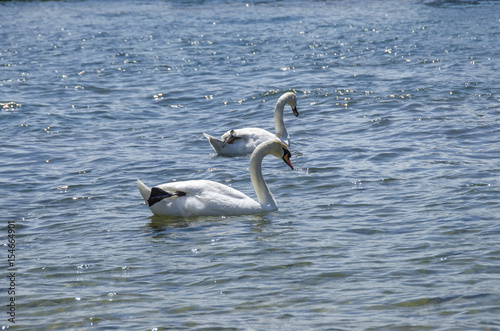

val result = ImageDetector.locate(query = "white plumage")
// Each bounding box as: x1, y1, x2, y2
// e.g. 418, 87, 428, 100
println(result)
137, 139, 293, 217
203, 92, 299, 156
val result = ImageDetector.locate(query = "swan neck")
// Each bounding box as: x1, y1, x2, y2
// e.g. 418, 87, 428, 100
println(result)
273, 98, 288, 140
249, 144, 277, 210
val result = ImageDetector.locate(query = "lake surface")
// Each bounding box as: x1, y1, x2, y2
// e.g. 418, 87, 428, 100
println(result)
1, 0, 500, 329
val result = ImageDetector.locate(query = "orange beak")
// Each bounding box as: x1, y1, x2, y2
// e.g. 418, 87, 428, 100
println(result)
282, 150, 293, 170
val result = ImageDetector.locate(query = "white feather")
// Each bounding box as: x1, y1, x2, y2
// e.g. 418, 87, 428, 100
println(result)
204, 92, 298, 156
137, 139, 293, 217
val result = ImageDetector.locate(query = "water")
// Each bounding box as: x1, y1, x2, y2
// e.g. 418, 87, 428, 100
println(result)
1, 0, 499, 329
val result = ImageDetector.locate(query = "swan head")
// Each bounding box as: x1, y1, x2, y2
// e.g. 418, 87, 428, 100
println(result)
269, 140, 294, 170
283, 92, 299, 117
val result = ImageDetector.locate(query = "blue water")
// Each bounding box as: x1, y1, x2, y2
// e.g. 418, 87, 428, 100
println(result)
1, 0, 500, 329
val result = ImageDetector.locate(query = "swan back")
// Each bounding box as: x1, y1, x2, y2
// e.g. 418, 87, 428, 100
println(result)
138, 179, 262, 217
204, 129, 275, 155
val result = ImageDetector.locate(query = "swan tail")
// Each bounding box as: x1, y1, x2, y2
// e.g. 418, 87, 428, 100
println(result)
137, 178, 152, 202
203, 132, 224, 153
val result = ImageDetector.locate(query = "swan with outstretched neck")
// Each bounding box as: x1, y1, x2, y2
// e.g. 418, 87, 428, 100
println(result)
203, 92, 299, 156
137, 139, 293, 217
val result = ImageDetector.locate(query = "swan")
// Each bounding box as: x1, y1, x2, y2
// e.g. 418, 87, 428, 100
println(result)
203, 92, 299, 156
137, 139, 293, 217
